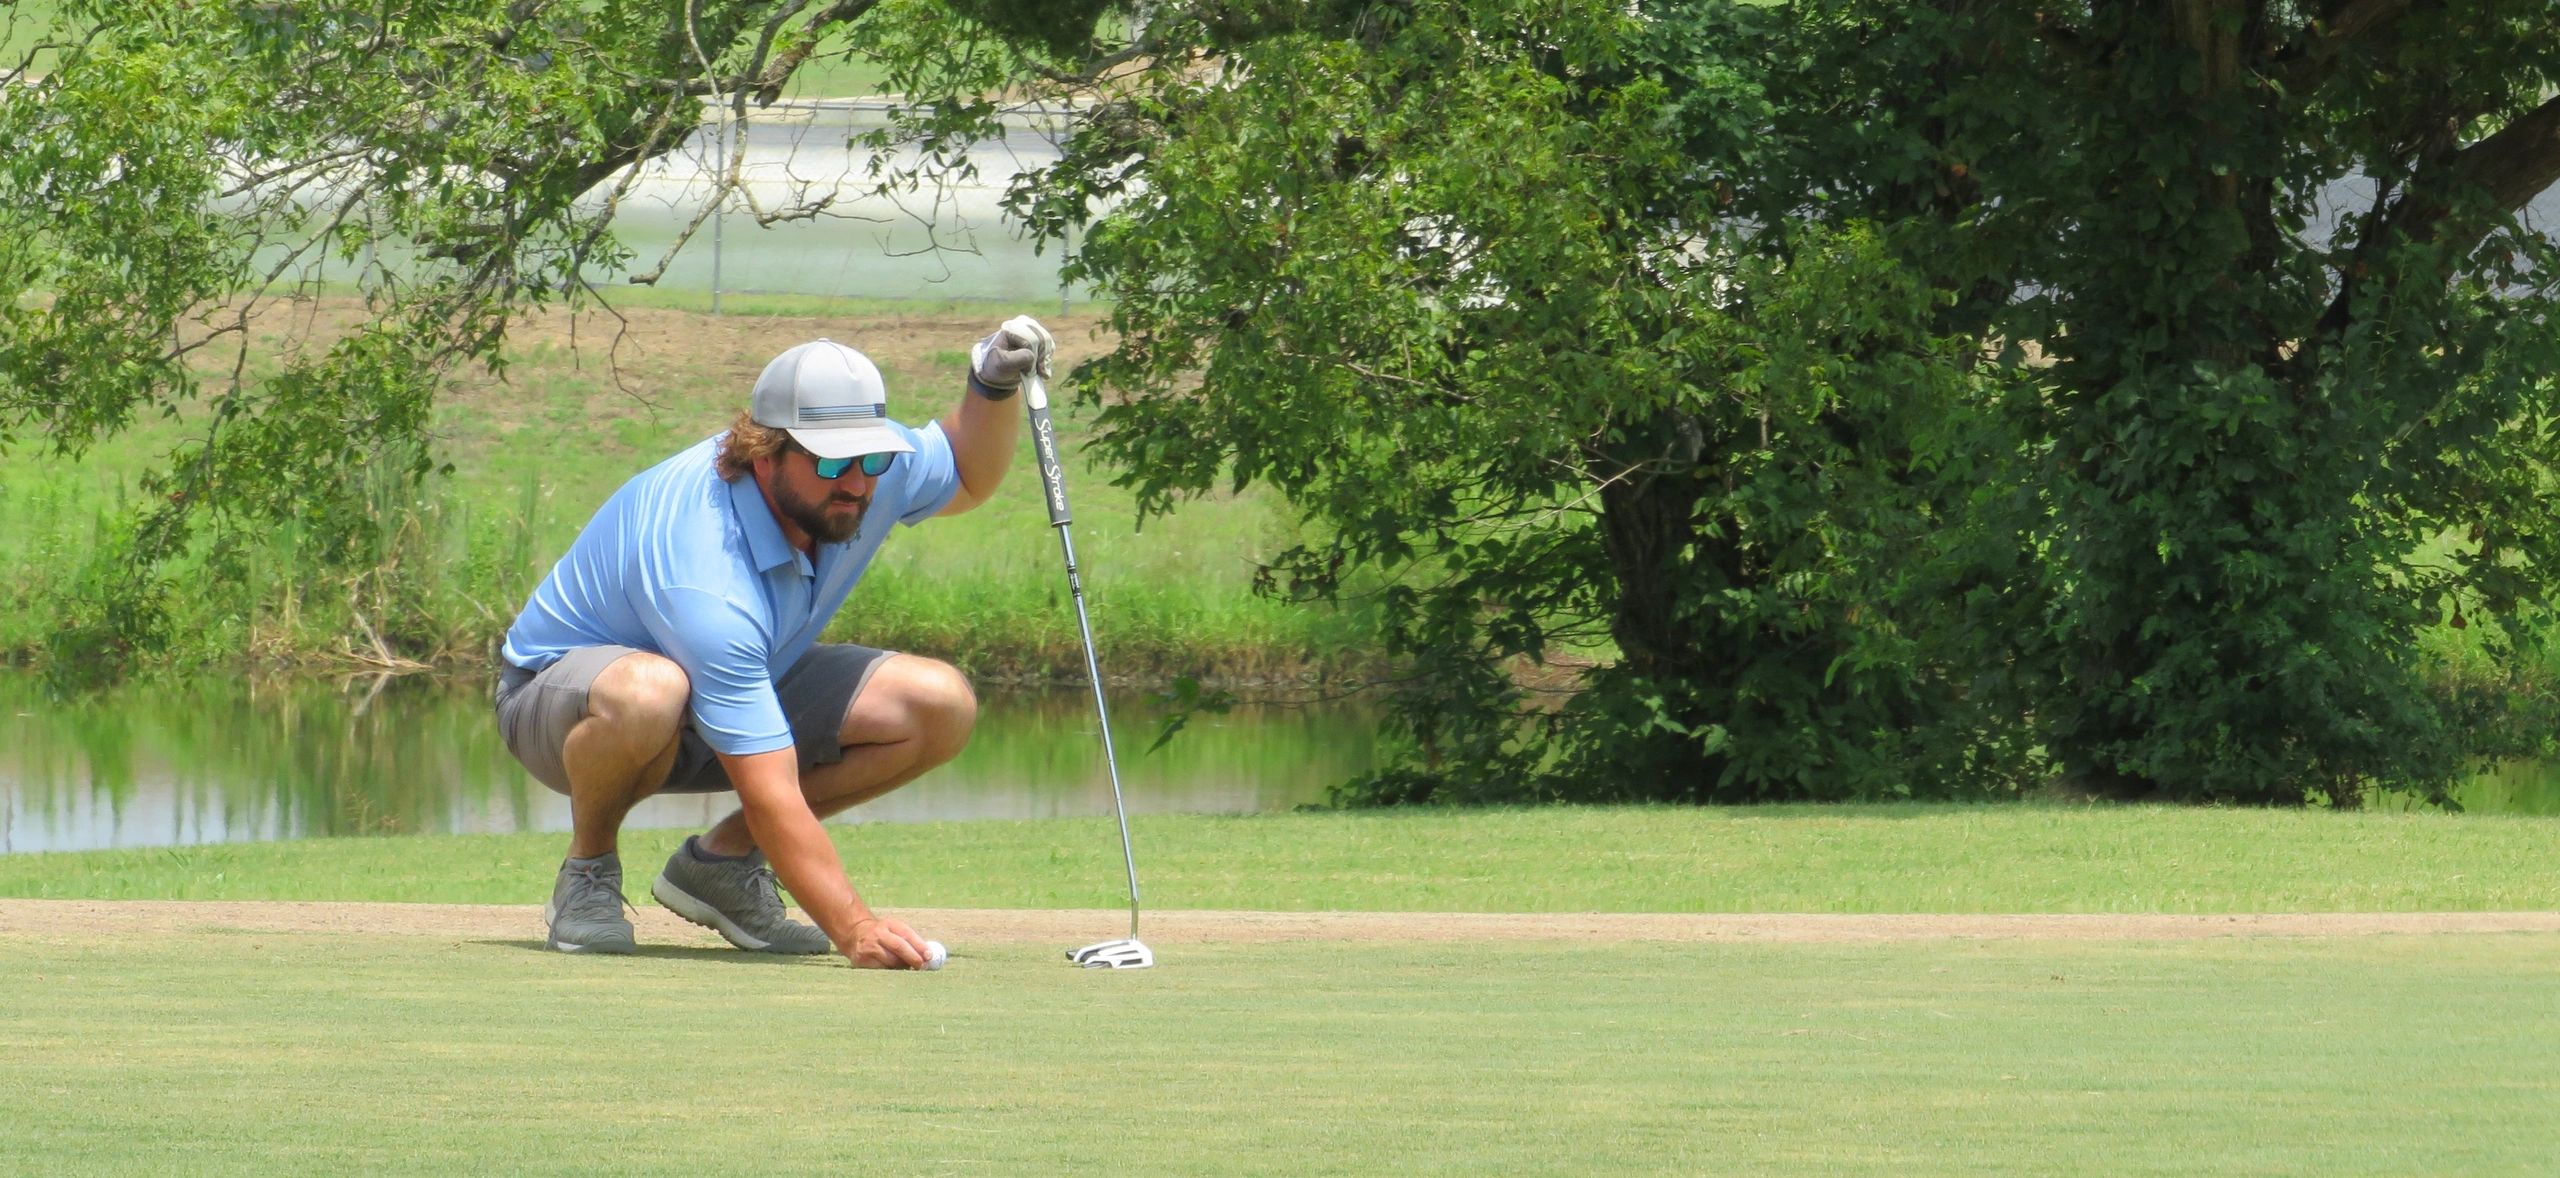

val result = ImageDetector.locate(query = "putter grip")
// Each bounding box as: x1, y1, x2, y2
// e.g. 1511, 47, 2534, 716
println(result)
1023, 372, 1073, 528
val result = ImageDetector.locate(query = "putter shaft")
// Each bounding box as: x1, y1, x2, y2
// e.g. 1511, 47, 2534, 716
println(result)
1055, 522, 1141, 940
1022, 370, 1143, 942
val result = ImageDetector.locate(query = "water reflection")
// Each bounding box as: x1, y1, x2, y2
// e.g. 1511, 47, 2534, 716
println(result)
0, 673, 1375, 853
11, 672, 2555, 854
2393, 758, 2560, 817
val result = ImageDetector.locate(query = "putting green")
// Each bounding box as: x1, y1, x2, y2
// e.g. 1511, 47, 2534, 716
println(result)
2, 902, 2554, 1175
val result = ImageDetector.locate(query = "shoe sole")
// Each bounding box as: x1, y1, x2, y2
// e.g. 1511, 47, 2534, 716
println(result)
541, 900, 635, 955
651, 873, 828, 954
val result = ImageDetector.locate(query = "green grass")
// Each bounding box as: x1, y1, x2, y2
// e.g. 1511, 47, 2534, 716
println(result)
776, 47, 891, 101
7, 808, 2555, 1173
7, 806, 2557, 912
1, 930, 2551, 1175
578, 287, 1040, 317
1, 2, 61, 68
0, 303, 1377, 681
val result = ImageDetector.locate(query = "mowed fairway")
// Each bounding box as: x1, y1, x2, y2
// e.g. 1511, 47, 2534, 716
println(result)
0, 924, 2553, 1175
4, 806, 2557, 1174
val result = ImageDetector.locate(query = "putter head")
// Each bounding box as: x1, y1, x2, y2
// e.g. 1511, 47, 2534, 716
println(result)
1066, 938, 1154, 970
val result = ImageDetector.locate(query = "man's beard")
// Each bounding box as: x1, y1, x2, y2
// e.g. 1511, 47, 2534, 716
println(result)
774, 477, 870, 544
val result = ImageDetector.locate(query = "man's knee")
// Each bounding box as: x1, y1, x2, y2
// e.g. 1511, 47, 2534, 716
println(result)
855, 656, 978, 760
588, 651, 692, 738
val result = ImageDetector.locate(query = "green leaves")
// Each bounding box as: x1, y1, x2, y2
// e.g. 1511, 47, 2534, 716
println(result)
998, 3, 2030, 803
1025, 0, 2560, 805
1742, 0, 2560, 802
1, 0, 860, 676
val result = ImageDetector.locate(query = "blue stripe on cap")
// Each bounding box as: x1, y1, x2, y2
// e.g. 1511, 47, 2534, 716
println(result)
800, 404, 885, 421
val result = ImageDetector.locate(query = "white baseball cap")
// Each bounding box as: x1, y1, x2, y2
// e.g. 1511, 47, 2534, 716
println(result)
749, 339, 917, 460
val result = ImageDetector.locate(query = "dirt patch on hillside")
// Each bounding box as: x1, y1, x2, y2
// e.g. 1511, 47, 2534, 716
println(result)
449, 304, 1117, 412
210, 296, 1119, 462
4, 900, 2554, 947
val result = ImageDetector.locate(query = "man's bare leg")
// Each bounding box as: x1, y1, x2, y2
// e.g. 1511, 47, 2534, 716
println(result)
558, 652, 691, 860
694, 654, 977, 855
541, 652, 690, 953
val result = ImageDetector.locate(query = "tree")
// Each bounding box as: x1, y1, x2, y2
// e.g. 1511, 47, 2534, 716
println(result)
972, 1, 2037, 801
977, 0, 2560, 804
0, 0, 964, 673
1680, 1, 2560, 803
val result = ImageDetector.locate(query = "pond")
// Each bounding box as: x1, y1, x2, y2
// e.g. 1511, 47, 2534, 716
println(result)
7, 672, 2555, 854
0, 673, 1377, 854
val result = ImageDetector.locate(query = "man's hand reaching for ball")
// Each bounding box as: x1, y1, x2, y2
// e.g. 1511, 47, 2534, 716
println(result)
845, 915, 933, 969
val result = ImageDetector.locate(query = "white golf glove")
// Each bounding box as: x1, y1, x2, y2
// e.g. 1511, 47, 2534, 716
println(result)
968, 315, 1055, 401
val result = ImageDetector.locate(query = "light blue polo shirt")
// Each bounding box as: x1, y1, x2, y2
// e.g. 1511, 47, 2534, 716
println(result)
500, 423, 961, 756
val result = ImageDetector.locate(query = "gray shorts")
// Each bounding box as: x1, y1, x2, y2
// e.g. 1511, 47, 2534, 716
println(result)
493, 644, 895, 796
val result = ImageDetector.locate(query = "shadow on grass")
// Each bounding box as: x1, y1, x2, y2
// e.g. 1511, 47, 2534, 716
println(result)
474, 938, 827, 965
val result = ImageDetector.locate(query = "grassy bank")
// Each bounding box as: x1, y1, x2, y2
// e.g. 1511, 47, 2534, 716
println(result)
8, 290, 2541, 707
0, 297, 1382, 685
8, 805, 2557, 911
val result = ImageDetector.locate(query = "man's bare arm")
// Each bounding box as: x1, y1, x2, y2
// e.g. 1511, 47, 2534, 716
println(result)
936, 375, 1025, 515
715, 747, 927, 968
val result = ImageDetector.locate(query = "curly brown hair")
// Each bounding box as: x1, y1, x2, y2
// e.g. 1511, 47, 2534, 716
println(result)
716, 411, 790, 481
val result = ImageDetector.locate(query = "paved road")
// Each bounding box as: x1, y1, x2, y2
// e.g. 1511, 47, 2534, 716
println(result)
602, 102, 1076, 303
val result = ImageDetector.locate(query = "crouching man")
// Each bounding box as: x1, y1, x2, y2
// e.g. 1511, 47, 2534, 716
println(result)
493, 317, 1053, 968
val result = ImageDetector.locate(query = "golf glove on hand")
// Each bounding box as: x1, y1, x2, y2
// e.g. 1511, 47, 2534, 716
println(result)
968, 315, 1055, 401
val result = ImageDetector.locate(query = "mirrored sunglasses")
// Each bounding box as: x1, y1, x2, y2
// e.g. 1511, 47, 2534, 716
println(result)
793, 441, 894, 480
816, 451, 895, 480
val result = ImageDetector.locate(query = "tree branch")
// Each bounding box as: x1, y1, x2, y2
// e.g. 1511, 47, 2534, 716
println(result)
2458, 91, 2560, 217
750, 0, 880, 107
742, 0, 819, 103
2316, 0, 2413, 41
2374, 92, 2560, 251
2316, 92, 2560, 339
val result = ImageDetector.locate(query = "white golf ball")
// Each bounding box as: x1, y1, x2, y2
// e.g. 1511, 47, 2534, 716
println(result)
923, 940, 947, 971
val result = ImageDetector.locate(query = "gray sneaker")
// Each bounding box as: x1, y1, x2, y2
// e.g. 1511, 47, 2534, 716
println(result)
544, 855, 636, 954
651, 837, 832, 954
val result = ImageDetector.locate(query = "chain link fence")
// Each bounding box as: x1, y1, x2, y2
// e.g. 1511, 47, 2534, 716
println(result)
598, 99, 1082, 308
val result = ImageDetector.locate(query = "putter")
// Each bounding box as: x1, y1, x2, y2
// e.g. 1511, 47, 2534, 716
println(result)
1021, 366, 1155, 971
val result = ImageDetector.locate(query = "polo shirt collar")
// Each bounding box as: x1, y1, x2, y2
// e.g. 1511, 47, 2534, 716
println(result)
727, 471, 808, 575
